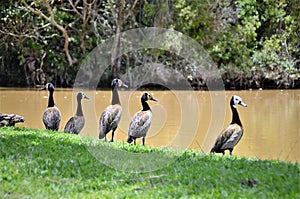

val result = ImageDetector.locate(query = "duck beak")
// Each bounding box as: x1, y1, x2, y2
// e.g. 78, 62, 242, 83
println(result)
84, 95, 90, 100
239, 101, 247, 107
122, 83, 128, 88
150, 96, 158, 102
41, 87, 46, 91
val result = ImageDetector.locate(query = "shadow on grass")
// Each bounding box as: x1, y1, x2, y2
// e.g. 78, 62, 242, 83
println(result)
80, 135, 183, 173
1, 127, 183, 174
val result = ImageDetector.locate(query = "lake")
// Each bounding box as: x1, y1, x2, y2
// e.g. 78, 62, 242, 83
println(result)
0, 88, 299, 162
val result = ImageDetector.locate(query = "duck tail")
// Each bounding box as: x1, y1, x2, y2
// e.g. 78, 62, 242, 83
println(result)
127, 135, 134, 143
99, 132, 105, 139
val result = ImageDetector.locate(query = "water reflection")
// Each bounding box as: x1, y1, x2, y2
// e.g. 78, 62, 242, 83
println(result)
0, 88, 299, 162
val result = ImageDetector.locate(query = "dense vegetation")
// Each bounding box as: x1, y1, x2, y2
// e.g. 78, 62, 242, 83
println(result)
0, 127, 299, 198
0, 0, 299, 89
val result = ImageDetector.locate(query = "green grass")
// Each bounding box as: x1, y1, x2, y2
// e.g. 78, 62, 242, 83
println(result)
0, 127, 299, 198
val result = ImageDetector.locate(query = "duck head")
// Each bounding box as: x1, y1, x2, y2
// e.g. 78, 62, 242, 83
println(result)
77, 92, 89, 101
111, 78, 128, 89
41, 83, 55, 92
141, 93, 158, 102
230, 95, 247, 108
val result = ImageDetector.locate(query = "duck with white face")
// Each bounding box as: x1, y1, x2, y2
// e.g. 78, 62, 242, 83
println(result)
99, 78, 128, 142
64, 92, 89, 134
210, 95, 247, 155
127, 92, 158, 146
41, 83, 61, 131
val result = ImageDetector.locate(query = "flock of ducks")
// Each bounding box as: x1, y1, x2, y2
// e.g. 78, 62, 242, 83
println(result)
42, 79, 247, 155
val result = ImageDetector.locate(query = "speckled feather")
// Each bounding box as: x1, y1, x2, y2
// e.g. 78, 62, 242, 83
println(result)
99, 104, 122, 139
64, 115, 85, 134
211, 124, 243, 153
43, 106, 61, 131
128, 110, 152, 138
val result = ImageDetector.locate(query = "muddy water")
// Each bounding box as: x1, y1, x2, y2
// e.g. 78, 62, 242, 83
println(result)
0, 88, 299, 162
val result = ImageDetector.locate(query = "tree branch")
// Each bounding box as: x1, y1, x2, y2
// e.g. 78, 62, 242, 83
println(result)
68, 0, 83, 20
43, 0, 73, 65
21, 0, 50, 21
22, 0, 73, 65
125, 0, 138, 20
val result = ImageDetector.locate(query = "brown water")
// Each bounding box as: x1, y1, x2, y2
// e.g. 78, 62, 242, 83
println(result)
0, 88, 299, 162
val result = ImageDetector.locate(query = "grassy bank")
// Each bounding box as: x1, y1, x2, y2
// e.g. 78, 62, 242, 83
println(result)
0, 127, 299, 198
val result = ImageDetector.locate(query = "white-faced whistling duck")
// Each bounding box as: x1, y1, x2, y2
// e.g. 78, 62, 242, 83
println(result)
127, 92, 158, 146
99, 79, 128, 142
42, 83, 61, 131
64, 92, 89, 134
210, 95, 247, 155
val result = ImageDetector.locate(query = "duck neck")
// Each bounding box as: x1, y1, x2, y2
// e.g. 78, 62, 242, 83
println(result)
76, 99, 83, 116
230, 105, 242, 126
111, 86, 120, 105
141, 100, 151, 111
48, 90, 55, 107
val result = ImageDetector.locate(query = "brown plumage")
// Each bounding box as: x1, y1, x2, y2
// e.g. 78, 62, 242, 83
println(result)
99, 79, 128, 142
210, 95, 247, 155
42, 83, 61, 131
127, 93, 158, 146
64, 92, 89, 134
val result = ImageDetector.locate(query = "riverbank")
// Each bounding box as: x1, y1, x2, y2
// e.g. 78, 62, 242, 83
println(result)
0, 127, 299, 198
1, 65, 299, 90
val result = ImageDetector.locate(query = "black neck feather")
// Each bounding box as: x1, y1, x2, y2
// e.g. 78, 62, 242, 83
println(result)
111, 86, 120, 105
48, 90, 55, 107
141, 100, 151, 111
230, 105, 242, 126
76, 98, 83, 116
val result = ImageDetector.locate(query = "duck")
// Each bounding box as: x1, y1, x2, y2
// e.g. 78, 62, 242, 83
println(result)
127, 92, 158, 146
99, 78, 128, 142
210, 95, 247, 155
64, 92, 89, 134
42, 83, 61, 131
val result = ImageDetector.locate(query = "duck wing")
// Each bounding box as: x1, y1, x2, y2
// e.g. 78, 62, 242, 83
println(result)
64, 116, 85, 134
64, 117, 75, 133
99, 105, 122, 136
128, 111, 152, 138
211, 124, 243, 152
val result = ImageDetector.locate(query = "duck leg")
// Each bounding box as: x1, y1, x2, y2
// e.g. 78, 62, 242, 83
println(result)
111, 127, 117, 142
142, 137, 145, 146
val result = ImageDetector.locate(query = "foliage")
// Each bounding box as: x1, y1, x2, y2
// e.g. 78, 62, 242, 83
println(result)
0, 127, 299, 198
174, 0, 216, 45
0, 0, 299, 88
173, 0, 299, 88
